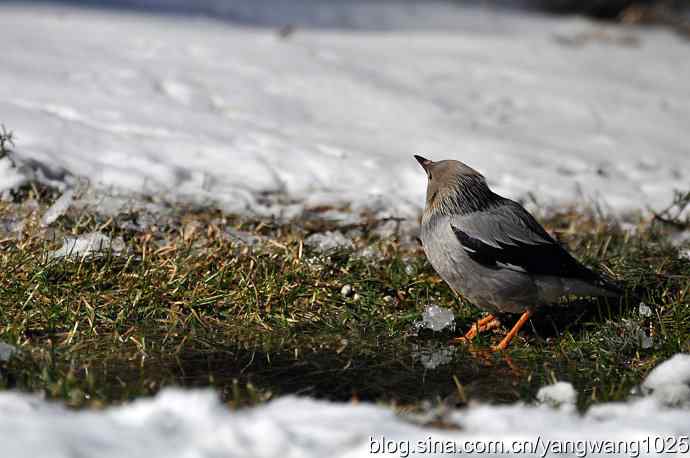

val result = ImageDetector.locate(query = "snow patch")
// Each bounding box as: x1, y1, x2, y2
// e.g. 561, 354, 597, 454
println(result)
2, 4, 690, 217
0, 158, 27, 195
41, 189, 75, 227
51, 232, 125, 259
537, 382, 577, 410
642, 353, 690, 406
1, 375, 690, 458
304, 231, 354, 252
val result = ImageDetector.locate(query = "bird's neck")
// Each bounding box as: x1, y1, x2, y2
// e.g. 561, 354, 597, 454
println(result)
428, 175, 501, 217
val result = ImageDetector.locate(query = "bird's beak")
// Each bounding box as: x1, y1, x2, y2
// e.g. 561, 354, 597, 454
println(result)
414, 155, 432, 172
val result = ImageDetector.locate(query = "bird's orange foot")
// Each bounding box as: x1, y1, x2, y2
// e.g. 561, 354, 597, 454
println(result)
451, 314, 501, 344
451, 336, 471, 345
491, 310, 532, 351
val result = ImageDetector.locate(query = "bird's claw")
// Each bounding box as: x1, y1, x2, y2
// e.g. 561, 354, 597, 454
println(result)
450, 336, 471, 345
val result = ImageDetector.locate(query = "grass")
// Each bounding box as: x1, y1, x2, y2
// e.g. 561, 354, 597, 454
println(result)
0, 178, 688, 413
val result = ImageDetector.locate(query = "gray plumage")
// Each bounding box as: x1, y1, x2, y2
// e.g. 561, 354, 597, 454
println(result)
416, 155, 620, 316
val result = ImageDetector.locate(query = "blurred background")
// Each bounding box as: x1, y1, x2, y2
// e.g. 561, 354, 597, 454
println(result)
3, 0, 688, 28
1, 0, 688, 216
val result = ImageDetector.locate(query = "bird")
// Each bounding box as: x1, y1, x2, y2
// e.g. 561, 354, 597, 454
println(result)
414, 155, 621, 350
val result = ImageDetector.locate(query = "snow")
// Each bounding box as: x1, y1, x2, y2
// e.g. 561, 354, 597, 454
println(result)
41, 189, 75, 227
2, 2, 689, 218
642, 353, 690, 406
0, 158, 27, 197
638, 302, 653, 318
50, 232, 125, 259
1, 365, 690, 458
304, 231, 354, 252
536, 382, 577, 409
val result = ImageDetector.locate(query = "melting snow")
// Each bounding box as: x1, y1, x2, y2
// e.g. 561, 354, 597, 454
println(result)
1, 363, 690, 458
50, 232, 125, 259
642, 353, 690, 406
0, 159, 26, 196
41, 189, 75, 227
537, 382, 578, 410
304, 231, 354, 252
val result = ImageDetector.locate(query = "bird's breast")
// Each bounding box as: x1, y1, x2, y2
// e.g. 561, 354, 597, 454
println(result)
420, 216, 538, 313
420, 218, 471, 284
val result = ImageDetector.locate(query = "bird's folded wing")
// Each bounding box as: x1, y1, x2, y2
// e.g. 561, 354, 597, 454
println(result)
449, 201, 597, 280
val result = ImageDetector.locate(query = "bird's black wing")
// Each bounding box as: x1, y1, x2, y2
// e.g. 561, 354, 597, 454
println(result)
449, 200, 599, 281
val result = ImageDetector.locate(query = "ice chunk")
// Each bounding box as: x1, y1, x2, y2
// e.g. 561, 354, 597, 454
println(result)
304, 231, 354, 253
537, 382, 577, 409
638, 302, 652, 317
51, 232, 125, 259
641, 353, 690, 406
41, 189, 75, 227
415, 305, 455, 332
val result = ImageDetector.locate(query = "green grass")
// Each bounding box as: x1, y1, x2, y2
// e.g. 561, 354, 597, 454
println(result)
0, 182, 688, 412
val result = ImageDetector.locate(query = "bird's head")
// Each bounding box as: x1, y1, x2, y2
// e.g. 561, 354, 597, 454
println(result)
414, 155, 494, 216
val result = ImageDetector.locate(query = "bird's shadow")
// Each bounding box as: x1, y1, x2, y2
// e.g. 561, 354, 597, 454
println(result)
499, 292, 636, 343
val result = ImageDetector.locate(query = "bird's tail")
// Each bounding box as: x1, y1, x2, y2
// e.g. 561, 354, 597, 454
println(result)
596, 276, 624, 297
565, 274, 623, 298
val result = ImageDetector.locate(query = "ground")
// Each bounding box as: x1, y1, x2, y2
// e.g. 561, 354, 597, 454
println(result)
0, 182, 689, 410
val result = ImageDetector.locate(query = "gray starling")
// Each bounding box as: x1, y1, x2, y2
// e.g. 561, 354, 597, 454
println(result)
415, 155, 621, 350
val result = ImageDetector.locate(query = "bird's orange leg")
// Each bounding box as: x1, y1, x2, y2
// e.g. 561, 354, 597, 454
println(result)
452, 314, 500, 343
464, 314, 497, 339
493, 310, 532, 351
